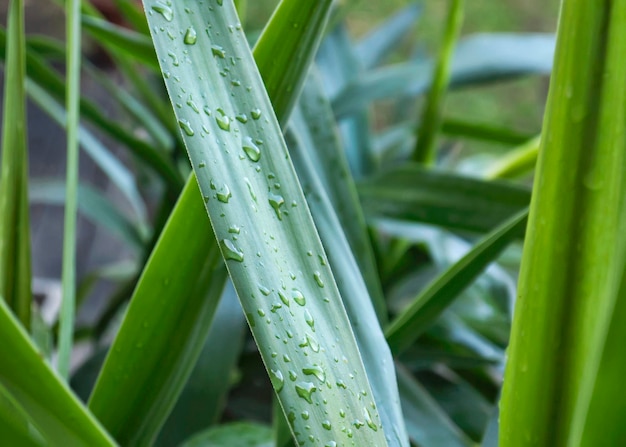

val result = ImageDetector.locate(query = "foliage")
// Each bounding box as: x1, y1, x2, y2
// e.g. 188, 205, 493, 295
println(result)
0, 0, 623, 446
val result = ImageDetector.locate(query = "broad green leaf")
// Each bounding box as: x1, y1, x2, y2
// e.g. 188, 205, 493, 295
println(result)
0, 386, 45, 447
180, 422, 273, 447
89, 179, 228, 446
81, 15, 158, 70
156, 283, 246, 446
0, 0, 31, 327
90, 0, 338, 444
359, 164, 531, 233
0, 298, 116, 446
385, 209, 527, 354
290, 71, 386, 323
500, 0, 626, 446
413, 0, 464, 164
287, 74, 409, 445
355, 3, 421, 69
332, 33, 556, 118
145, 0, 390, 445
397, 367, 473, 447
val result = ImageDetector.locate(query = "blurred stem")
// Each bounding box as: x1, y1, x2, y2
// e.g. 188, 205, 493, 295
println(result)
412, 0, 464, 165
58, 0, 81, 379
484, 135, 540, 180
0, 0, 31, 329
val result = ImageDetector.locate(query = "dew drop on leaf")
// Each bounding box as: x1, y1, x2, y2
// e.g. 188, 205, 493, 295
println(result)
292, 289, 306, 306
242, 136, 261, 162
220, 239, 244, 262
151, 3, 173, 21
295, 382, 317, 404
178, 119, 194, 136
270, 369, 284, 392
183, 26, 197, 45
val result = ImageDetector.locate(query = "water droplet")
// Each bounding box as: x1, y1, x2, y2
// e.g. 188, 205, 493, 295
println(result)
270, 369, 284, 392
242, 137, 261, 162
270, 302, 282, 312
353, 419, 364, 429
152, 3, 173, 21
228, 225, 241, 234
257, 308, 265, 317
325, 442, 337, 447
186, 96, 200, 113
307, 334, 320, 352
304, 309, 315, 330
216, 184, 232, 203
251, 108, 262, 120
268, 192, 285, 220
336, 380, 347, 389
301, 411, 310, 420
279, 291, 290, 306
322, 420, 332, 430
295, 382, 317, 404
339, 409, 346, 418
167, 51, 179, 66
313, 271, 324, 288
178, 119, 194, 136
220, 239, 244, 262
244, 177, 257, 202
236, 113, 248, 123
289, 370, 298, 381
302, 364, 326, 382
283, 354, 292, 363
215, 115, 231, 131
363, 408, 378, 431
292, 289, 306, 306
216, 0, 223, 5
258, 284, 271, 296
183, 26, 197, 45
211, 45, 226, 58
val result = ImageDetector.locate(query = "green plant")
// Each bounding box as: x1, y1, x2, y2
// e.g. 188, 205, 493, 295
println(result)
0, 0, 623, 446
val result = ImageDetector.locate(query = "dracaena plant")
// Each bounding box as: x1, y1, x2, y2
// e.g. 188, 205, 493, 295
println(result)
0, 0, 624, 446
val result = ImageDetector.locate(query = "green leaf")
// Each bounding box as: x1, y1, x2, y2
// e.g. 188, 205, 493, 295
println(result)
413, 0, 464, 164
287, 72, 408, 445
397, 366, 473, 447
484, 135, 540, 180
385, 209, 527, 354
81, 15, 158, 70
145, 0, 390, 445
355, 3, 421, 69
180, 422, 273, 447
500, 1, 626, 445
0, 298, 116, 446
90, 0, 339, 444
0, 0, 31, 327
88, 179, 228, 445
332, 33, 556, 118
359, 164, 531, 233
0, 386, 45, 447
156, 283, 246, 446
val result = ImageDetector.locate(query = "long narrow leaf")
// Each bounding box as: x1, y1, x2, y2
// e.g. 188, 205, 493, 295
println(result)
0, 0, 31, 327
500, 0, 626, 445
0, 298, 116, 446
145, 1, 390, 445
385, 209, 527, 354
89, 1, 336, 444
